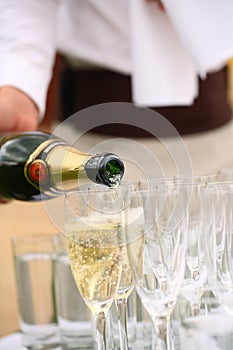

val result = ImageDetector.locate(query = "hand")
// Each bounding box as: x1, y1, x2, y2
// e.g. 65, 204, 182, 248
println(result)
0, 86, 39, 133
0, 86, 39, 204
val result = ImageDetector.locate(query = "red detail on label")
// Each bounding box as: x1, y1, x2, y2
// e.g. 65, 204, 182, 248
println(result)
29, 161, 47, 184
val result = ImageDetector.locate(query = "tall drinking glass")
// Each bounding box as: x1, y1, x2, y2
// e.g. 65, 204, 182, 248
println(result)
126, 182, 189, 350
64, 186, 125, 350
203, 181, 233, 315
12, 234, 60, 350
138, 176, 215, 316
177, 181, 208, 316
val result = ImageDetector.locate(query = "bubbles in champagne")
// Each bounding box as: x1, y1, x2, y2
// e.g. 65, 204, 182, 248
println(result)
66, 222, 122, 315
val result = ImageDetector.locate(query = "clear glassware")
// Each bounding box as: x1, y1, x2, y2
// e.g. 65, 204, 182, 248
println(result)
125, 182, 189, 350
138, 176, 217, 316
64, 185, 125, 350
203, 181, 233, 316
112, 183, 141, 350
179, 182, 209, 315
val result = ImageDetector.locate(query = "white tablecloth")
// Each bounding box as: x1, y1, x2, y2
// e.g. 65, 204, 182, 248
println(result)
0, 333, 21, 350
0, 333, 63, 350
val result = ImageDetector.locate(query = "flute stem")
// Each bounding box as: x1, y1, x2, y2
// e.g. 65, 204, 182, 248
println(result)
115, 298, 129, 350
153, 315, 175, 350
95, 311, 107, 350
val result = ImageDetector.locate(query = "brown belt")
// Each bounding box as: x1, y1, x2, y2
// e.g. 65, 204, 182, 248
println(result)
59, 63, 232, 137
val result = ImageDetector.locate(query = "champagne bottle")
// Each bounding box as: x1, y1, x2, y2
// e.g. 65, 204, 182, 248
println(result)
0, 131, 124, 201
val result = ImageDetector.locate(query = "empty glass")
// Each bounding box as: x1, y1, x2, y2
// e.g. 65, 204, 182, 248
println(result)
125, 182, 189, 350
178, 182, 208, 315
203, 182, 233, 315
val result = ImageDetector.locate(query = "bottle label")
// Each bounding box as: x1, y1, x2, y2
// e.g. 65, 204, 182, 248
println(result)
24, 139, 66, 191
27, 160, 48, 185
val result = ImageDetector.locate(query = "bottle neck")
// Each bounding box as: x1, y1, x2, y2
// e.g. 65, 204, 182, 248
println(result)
46, 145, 92, 192
24, 138, 124, 195
84, 153, 124, 187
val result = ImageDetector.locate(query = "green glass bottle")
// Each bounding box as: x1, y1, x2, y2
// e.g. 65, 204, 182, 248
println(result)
0, 131, 124, 201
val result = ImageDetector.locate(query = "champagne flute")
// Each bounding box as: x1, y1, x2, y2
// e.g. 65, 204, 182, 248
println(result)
177, 180, 208, 316
126, 182, 188, 350
105, 183, 144, 350
139, 177, 214, 316
64, 186, 124, 350
203, 181, 233, 315
114, 184, 146, 349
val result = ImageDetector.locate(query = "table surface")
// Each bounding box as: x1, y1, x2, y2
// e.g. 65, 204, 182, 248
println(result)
0, 333, 64, 350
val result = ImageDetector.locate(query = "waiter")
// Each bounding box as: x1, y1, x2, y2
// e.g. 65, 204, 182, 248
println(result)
0, 0, 233, 177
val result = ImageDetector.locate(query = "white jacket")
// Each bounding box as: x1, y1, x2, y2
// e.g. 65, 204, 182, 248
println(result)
0, 0, 233, 118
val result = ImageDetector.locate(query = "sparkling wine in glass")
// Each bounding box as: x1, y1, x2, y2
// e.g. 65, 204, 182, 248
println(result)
65, 187, 124, 350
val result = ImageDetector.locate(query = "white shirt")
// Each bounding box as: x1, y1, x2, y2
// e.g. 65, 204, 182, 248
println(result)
0, 0, 233, 118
